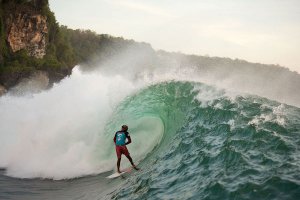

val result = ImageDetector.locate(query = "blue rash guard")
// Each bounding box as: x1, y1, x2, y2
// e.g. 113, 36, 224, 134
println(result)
115, 131, 129, 146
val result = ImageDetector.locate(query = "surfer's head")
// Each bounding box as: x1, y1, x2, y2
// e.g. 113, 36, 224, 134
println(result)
121, 125, 128, 131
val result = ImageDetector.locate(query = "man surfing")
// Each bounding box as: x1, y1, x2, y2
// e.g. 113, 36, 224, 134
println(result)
113, 125, 139, 173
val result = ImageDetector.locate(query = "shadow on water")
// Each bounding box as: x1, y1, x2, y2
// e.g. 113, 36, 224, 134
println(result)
0, 169, 128, 200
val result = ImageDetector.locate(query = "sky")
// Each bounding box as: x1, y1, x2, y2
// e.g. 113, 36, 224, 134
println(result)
49, 0, 300, 73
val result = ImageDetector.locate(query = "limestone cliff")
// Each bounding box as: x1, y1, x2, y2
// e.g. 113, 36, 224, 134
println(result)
0, 0, 76, 93
6, 13, 48, 58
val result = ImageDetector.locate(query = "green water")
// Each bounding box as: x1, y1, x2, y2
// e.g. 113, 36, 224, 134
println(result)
108, 81, 300, 200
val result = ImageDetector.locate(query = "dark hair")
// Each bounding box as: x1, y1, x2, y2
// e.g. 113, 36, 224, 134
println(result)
122, 125, 128, 129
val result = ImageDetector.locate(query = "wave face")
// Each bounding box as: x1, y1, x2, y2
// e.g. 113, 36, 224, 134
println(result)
111, 82, 300, 200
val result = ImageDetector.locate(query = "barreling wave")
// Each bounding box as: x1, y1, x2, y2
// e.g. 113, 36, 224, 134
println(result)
110, 81, 300, 200
0, 63, 299, 199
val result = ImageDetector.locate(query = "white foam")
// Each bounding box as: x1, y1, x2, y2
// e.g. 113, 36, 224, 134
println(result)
0, 67, 142, 179
248, 104, 287, 127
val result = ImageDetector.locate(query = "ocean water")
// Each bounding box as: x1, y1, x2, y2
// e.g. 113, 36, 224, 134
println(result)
0, 66, 299, 200
111, 82, 300, 200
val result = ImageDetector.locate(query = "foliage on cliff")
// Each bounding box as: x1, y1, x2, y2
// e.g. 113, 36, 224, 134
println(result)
0, 0, 76, 87
60, 26, 154, 66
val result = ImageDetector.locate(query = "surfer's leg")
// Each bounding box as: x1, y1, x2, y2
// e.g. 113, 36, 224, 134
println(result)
117, 158, 121, 173
116, 146, 122, 173
123, 146, 135, 166
126, 155, 134, 165
123, 146, 139, 170
125, 155, 139, 170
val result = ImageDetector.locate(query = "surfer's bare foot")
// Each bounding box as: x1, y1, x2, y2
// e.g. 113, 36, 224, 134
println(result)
133, 165, 139, 170
117, 170, 122, 174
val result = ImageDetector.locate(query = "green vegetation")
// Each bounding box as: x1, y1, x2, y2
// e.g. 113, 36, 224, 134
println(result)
0, 0, 77, 87
62, 27, 153, 65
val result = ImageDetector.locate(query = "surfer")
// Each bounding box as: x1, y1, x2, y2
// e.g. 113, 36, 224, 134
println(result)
114, 125, 139, 173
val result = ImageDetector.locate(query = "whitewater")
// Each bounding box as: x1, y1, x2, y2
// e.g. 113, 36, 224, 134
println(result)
0, 51, 300, 199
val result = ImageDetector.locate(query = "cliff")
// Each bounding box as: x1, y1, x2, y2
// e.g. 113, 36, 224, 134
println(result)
0, 0, 153, 94
7, 13, 48, 58
0, 0, 75, 92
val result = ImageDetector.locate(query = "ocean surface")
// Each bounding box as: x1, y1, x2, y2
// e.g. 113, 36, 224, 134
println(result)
0, 66, 299, 200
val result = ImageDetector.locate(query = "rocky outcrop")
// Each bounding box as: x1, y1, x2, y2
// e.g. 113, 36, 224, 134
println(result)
0, 85, 7, 96
0, 0, 76, 92
10, 70, 49, 95
6, 13, 48, 58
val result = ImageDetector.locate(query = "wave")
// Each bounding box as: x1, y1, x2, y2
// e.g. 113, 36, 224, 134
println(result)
112, 81, 300, 199
0, 63, 299, 199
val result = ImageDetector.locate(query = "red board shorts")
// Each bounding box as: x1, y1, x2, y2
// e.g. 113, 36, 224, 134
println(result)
115, 145, 130, 159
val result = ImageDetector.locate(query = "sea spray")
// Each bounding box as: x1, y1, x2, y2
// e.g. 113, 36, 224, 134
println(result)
0, 68, 141, 179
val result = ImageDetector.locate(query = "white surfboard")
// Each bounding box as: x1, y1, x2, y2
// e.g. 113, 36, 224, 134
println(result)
106, 166, 134, 179
106, 171, 126, 179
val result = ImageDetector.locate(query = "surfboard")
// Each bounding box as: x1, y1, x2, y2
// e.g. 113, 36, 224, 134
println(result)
106, 166, 135, 179
106, 171, 126, 179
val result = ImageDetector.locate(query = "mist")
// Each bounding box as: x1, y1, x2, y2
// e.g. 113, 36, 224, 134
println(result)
81, 45, 300, 107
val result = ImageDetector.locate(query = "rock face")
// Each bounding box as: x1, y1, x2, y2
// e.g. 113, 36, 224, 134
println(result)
6, 13, 48, 58
10, 70, 49, 95
0, 85, 7, 96
0, 0, 76, 92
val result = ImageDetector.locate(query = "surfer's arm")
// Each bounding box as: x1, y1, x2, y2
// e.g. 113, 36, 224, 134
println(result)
125, 132, 131, 145
113, 133, 116, 144
125, 136, 131, 145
